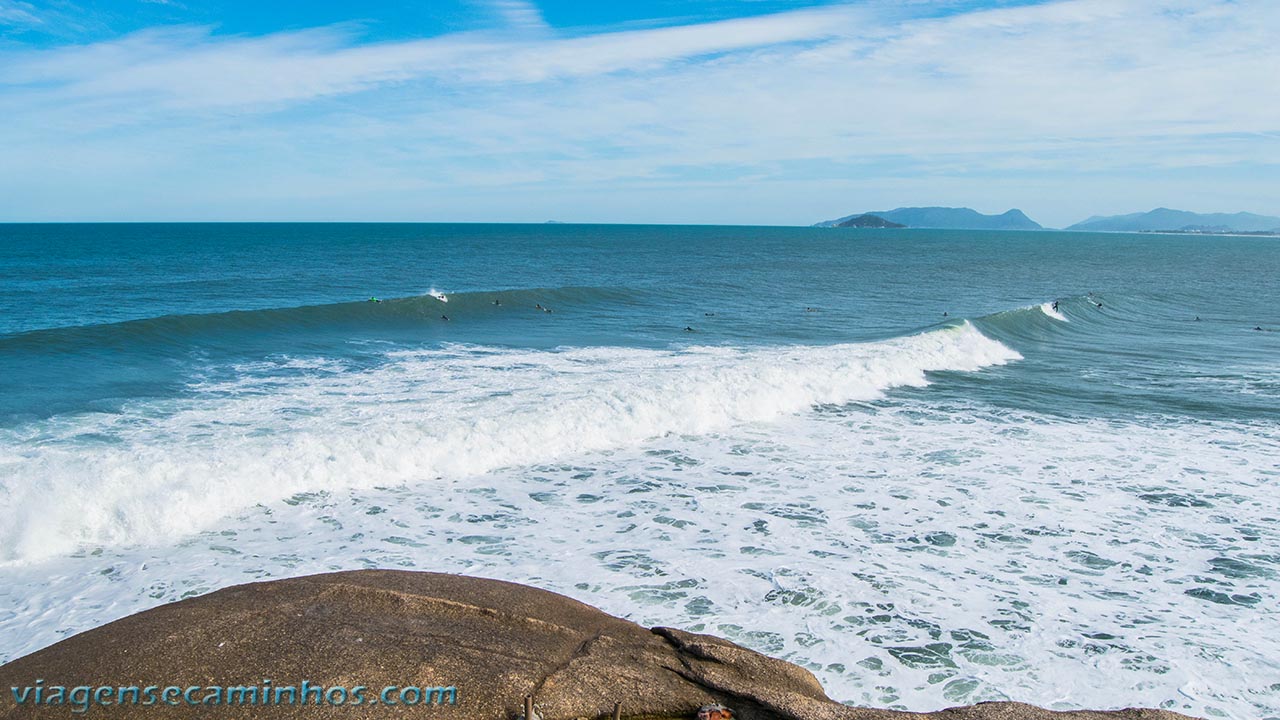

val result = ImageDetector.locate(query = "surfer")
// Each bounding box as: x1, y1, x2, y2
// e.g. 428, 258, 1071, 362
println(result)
685, 326, 695, 332
493, 299, 501, 306
705, 312, 715, 317
1052, 301, 1059, 311
441, 315, 449, 321
943, 311, 948, 317
535, 303, 543, 310
368, 297, 381, 303
1255, 326, 1264, 331
1195, 316, 1200, 321
1096, 302, 1103, 308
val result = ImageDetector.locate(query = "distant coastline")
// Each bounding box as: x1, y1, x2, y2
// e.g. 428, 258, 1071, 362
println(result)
816, 206, 1280, 234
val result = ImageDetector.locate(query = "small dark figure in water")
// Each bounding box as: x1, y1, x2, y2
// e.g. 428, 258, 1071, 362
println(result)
535, 303, 543, 310
704, 312, 715, 316
943, 311, 948, 317
441, 315, 449, 321
494, 299, 501, 306
805, 307, 819, 312
543, 307, 553, 313
368, 297, 381, 303
1096, 302, 1103, 308
684, 326, 695, 332
1195, 316, 1200, 321
1052, 301, 1059, 311
1256, 326, 1264, 331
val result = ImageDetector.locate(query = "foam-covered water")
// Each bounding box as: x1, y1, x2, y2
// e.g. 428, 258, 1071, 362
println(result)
1, 224, 1278, 719
0, 322, 1017, 563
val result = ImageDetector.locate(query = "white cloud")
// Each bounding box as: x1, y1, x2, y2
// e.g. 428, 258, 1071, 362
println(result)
0, 0, 1278, 225
0, 0, 41, 26
484, 0, 549, 32
0, 4, 872, 110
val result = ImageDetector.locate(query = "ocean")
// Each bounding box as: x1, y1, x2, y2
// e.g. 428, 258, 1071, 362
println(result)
0, 223, 1277, 718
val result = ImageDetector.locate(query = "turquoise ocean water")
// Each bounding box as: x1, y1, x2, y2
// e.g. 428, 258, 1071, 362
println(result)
1, 224, 1277, 717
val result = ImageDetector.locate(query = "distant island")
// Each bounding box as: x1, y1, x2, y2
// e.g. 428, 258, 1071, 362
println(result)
836, 214, 905, 228
815, 206, 1042, 230
813, 206, 1280, 234
1066, 208, 1280, 234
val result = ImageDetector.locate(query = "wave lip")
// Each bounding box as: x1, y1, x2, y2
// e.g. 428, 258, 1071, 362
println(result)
0, 322, 1019, 565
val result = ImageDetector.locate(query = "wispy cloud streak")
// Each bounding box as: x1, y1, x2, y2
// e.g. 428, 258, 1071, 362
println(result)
0, 0, 41, 26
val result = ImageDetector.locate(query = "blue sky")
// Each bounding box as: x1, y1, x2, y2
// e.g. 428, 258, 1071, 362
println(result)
1, 0, 1277, 227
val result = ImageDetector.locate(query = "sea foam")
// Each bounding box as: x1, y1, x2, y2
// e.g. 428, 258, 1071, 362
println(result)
0, 322, 1018, 564
1, 399, 1276, 719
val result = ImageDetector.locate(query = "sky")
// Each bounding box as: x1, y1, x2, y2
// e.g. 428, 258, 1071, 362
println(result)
0, 0, 1277, 227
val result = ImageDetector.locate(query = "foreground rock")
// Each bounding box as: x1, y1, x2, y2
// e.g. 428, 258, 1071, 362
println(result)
0, 571, 1194, 720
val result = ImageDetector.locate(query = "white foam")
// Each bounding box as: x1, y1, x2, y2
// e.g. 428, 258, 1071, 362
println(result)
2, 403, 1276, 719
0, 322, 1017, 564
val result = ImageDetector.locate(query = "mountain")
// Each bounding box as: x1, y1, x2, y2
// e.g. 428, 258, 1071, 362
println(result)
1067, 208, 1280, 233
815, 206, 1042, 230
836, 214, 906, 228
